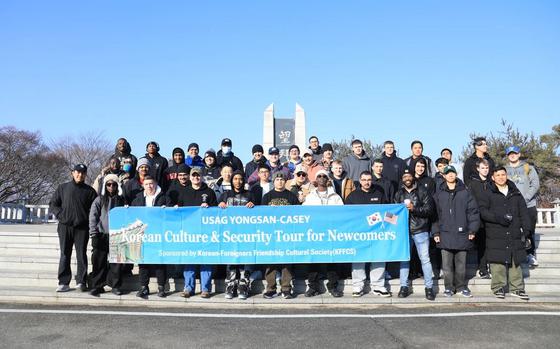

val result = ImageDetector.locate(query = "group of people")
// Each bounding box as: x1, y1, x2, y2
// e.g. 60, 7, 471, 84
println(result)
49, 135, 540, 301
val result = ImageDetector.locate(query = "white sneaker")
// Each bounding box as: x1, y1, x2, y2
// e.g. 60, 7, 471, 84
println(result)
527, 254, 539, 266
56, 285, 70, 292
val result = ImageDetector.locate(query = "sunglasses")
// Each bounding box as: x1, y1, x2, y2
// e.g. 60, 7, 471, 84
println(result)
476, 141, 488, 146
191, 173, 201, 177
296, 172, 307, 177
316, 174, 328, 179
106, 182, 118, 187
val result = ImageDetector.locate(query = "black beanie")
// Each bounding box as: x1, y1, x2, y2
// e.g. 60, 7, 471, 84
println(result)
252, 144, 264, 154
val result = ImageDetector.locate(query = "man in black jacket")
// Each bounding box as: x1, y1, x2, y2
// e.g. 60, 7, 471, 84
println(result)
468, 158, 492, 279
177, 168, 218, 299
216, 138, 244, 172
347, 171, 391, 298
131, 175, 169, 299
141, 141, 168, 185
372, 158, 395, 203
394, 169, 436, 300
463, 137, 496, 187
404, 140, 435, 177
380, 140, 406, 190
478, 167, 531, 300
50, 164, 98, 292
433, 165, 480, 298
244, 144, 267, 180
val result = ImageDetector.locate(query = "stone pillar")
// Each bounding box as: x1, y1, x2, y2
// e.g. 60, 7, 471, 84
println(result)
263, 103, 275, 152
262, 103, 307, 162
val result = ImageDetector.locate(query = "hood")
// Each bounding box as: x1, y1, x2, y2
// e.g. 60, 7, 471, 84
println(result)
144, 185, 162, 198
101, 174, 123, 196
382, 151, 398, 159
171, 147, 185, 164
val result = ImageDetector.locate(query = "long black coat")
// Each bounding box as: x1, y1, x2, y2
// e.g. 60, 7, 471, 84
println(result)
478, 180, 531, 265
432, 180, 480, 250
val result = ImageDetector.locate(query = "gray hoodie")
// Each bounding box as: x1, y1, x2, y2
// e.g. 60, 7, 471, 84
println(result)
343, 152, 373, 183
505, 160, 539, 208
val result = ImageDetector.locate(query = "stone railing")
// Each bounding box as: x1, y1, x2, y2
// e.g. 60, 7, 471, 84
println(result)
0, 204, 57, 224
2, 202, 560, 228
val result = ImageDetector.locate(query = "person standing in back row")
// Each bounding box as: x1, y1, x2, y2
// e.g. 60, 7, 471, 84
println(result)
50, 164, 98, 293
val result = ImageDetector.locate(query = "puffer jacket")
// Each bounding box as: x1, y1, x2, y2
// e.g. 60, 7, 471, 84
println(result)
394, 183, 434, 234
432, 180, 480, 250
478, 180, 531, 265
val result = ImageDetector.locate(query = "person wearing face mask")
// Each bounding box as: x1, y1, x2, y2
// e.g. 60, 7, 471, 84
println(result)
120, 157, 135, 184
216, 138, 244, 172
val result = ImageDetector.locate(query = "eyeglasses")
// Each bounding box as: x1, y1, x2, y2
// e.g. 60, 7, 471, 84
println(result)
296, 172, 307, 177
316, 175, 328, 179
106, 182, 117, 187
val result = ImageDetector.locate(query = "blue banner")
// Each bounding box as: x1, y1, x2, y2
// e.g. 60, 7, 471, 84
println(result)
108, 204, 410, 264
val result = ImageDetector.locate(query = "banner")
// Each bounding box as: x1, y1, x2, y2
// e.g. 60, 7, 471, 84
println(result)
108, 204, 410, 264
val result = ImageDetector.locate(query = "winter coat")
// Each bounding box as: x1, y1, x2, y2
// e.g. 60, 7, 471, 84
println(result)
432, 180, 480, 250
216, 150, 244, 173
89, 195, 125, 235
394, 184, 434, 234
202, 164, 222, 181
343, 152, 373, 183
112, 140, 138, 176
249, 182, 273, 206
310, 145, 323, 162
122, 176, 144, 205
303, 186, 344, 206
247, 161, 291, 186
141, 153, 169, 184
505, 161, 540, 208
381, 151, 407, 189
331, 175, 356, 202
416, 174, 436, 196
131, 190, 169, 207
49, 180, 98, 228
186, 155, 204, 169
245, 157, 267, 180
372, 175, 394, 204
463, 153, 495, 188
164, 163, 191, 192
478, 180, 531, 265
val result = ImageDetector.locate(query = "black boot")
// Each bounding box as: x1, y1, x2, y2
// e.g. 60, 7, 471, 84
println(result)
157, 286, 166, 298
425, 287, 435, 301
398, 286, 410, 298
136, 286, 149, 299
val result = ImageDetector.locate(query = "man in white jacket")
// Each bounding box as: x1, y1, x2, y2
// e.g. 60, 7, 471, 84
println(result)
303, 169, 344, 297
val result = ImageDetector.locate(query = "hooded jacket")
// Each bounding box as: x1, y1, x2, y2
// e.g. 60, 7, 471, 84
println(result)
505, 161, 539, 208
163, 148, 190, 191
478, 180, 531, 265
219, 188, 256, 207
112, 139, 138, 174
302, 186, 344, 206
122, 175, 144, 205
247, 161, 291, 186
89, 193, 125, 235
310, 145, 323, 162
405, 155, 435, 177
372, 175, 395, 203
394, 183, 434, 234
186, 155, 205, 169
245, 156, 268, 179
141, 153, 169, 185
177, 182, 218, 207
381, 151, 407, 189
432, 180, 480, 250
343, 151, 373, 183
216, 149, 244, 173
463, 152, 495, 188
50, 180, 98, 228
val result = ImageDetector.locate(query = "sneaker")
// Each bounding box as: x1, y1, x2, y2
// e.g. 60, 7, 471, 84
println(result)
305, 288, 320, 297
263, 291, 277, 299
329, 289, 343, 298
281, 291, 294, 299
56, 285, 70, 292
238, 284, 249, 300
76, 283, 87, 292
111, 288, 123, 296
398, 286, 410, 298
89, 288, 104, 297
352, 290, 365, 298
136, 286, 149, 299
494, 288, 505, 299
443, 289, 454, 297
425, 287, 435, 301
460, 289, 473, 298
527, 254, 539, 267
479, 270, 491, 279
200, 291, 211, 299
511, 290, 530, 300
157, 286, 166, 298
372, 289, 392, 298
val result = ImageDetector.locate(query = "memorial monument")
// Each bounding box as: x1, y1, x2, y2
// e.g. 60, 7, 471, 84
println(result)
262, 103, 307, 161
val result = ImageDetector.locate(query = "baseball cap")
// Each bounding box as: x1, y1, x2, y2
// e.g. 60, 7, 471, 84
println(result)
268, 146, 280, 155
506, 145, 521, 155
443, 165, 457, 174
73, 163, 87, 172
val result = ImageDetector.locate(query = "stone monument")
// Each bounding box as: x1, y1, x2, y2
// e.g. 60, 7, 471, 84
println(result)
263, 103, 307, 162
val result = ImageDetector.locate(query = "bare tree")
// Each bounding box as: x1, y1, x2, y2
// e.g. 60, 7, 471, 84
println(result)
50, 130, 113, 185
330, 135, 383, 161
0, 126, 67, 204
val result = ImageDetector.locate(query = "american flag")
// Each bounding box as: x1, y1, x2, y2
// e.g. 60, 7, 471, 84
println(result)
367, 212, 382, 226
384, 211, 399, 225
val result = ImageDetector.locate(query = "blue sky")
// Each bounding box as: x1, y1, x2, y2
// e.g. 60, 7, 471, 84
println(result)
1, 1, 558, 163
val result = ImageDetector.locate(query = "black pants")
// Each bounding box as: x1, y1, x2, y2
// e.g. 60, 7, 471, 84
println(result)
57, 224, 89, 286
138, 264, 167, 287
476, 228, 488, 273
307, 264, 340, 291
441, 249, 467, 292
527, 206, 537, 255
89, 234, 124, 289
429, 238, 442, 278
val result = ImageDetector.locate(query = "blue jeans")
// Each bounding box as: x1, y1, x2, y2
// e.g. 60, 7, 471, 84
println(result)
183, 265, 213, 293
400, 232, 433, 289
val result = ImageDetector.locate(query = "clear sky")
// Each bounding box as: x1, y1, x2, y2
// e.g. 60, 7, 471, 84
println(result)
1, 1, 558, 163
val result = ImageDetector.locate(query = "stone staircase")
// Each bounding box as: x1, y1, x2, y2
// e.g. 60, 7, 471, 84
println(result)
0, 224, 559, 306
